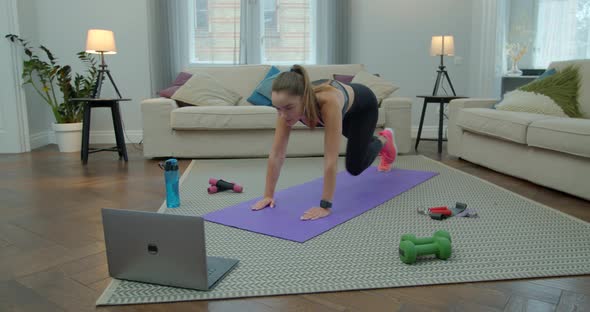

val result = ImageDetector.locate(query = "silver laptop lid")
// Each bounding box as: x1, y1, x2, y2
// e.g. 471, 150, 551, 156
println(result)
101, 208, 209, 290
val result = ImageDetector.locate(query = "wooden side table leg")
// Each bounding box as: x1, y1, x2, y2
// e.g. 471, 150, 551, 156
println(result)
81, 103, 91, 164
111, 101, 128, 161
438, 100, 444, 154
415, 99, 428, 151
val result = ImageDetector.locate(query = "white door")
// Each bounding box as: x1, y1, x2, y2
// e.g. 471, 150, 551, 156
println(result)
0, 0, 29, 153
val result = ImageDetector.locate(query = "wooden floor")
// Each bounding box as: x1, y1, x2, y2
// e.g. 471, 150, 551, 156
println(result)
1, 141, 589, 312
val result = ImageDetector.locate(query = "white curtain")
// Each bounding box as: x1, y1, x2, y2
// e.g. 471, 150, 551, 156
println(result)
468, 0, 509, 98
316, 0, 350, 64
533, 0, 588, 68
167, 0, 192, 80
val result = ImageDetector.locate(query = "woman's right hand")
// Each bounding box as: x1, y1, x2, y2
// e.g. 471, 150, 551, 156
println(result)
251, 197, 275, 211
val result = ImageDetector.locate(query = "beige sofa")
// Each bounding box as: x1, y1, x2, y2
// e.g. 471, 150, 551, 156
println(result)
448, 59, 590, 200
141, 64, 412, 158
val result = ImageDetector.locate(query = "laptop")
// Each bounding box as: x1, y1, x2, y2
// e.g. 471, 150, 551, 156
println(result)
101, 208, 238, 290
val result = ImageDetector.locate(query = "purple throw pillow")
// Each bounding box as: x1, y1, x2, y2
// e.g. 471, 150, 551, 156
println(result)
159, 72, 193, 98
158, 85, 181, 98
333, 74, 354, 84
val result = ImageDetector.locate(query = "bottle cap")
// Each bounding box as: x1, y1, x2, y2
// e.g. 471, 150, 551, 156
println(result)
164, 158, 178, 171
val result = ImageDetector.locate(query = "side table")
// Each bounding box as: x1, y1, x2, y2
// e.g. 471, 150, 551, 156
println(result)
71, 98, 131, 164
415, 95, 467, 154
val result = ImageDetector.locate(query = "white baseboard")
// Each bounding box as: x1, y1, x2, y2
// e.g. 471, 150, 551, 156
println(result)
411, 125, 448, 140
30, 130, 143, 149
30, 127, 441, 150
30, 131, 53, 150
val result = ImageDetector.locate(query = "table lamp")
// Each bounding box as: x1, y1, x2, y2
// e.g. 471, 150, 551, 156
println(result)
85, 29, 122, 98
430, 35, 456, 96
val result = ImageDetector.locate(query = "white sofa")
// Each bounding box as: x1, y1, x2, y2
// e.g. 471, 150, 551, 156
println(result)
141, 64, 412, 158
448, 59, 590, 200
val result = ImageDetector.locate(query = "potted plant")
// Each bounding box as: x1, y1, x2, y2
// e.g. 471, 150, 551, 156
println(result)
6, 34, 98, 152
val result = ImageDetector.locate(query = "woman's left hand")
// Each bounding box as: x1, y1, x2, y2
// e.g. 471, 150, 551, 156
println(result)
300, 207, 331, 221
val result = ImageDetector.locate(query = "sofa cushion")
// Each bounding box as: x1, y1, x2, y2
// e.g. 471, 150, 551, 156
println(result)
159, 72, 192, 98
172, 106, 278, 130
549, 59, 590, 118
351, 70, 399, 104
495, 90, 569, 117
247, 66, 281, 106
184, 65, 271, 106
516, 65, 582, 117
171, 72, 242, 106
171, 106, 386, 130
457, 108, 553, 144
527, 118, 590, 158
333, 74, 354, 84
277, 64, 365, 81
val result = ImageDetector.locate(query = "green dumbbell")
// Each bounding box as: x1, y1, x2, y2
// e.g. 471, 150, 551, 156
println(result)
400, 230, 452, 245
399, 237, 452, 264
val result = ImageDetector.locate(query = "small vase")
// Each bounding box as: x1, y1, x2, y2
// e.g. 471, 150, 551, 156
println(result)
506, 59, 523, 76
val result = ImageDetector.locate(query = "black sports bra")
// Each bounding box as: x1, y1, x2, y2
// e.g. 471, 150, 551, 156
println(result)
299, 79, 350, 127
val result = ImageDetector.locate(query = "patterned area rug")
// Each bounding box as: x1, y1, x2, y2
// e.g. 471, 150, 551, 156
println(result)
96, 156, 590, 306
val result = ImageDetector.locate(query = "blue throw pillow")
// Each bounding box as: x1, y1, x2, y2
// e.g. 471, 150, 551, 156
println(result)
247, 66, 281, 106
536, 68, 556, 81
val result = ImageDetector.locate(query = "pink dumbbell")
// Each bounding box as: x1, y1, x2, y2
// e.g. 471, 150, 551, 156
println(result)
208, 178, 243, 194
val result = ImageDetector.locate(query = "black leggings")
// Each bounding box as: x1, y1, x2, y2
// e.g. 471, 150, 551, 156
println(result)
342, 83, 382, 176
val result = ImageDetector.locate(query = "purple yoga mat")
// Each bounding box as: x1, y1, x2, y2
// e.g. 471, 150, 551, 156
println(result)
203, 166, 438, 243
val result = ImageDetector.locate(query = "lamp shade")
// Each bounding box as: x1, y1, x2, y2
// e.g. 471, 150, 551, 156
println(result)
430, 35, 454, 56
85, 29, 117, 54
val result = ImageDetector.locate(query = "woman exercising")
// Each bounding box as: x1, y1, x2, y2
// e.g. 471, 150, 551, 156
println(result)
251, 65, 397, 221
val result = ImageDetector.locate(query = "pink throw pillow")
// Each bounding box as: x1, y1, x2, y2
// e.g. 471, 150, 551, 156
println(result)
159, 72, 193, 98
333, 74, 355, 84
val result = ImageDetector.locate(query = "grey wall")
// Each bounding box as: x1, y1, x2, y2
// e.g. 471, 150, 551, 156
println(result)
16, 0, 51, 145
349, 0, 473, 136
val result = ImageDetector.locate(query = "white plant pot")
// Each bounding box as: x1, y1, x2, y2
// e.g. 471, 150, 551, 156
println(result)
52, 122, 83, 153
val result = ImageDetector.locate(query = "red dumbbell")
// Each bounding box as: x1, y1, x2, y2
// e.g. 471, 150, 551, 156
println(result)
208, 178, 243, 194
428, 206, 453, 216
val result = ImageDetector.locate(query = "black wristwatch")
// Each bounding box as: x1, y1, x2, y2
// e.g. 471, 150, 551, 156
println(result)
320, 199, 332, 209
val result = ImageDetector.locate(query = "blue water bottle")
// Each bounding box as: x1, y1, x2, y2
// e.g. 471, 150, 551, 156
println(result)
164, 158, 180, 208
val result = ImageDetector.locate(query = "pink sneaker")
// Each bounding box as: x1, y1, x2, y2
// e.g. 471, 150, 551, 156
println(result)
378, 128, 397, 172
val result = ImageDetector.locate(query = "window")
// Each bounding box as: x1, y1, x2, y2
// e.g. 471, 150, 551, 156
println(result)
533, 0, 590, 67
192, 0, 241, 64
189, 0, 315, 65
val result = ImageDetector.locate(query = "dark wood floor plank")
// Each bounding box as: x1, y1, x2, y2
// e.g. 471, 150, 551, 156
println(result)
0, 279, 65, 312
16, 269, 101, 312
253, 294, 346, 311
504, 295, 556, 312
556, 290, 590, 312
532, 277, 590, 296
473, 280, 563, 305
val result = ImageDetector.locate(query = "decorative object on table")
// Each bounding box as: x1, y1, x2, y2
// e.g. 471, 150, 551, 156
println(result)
430, 35, 456, 96
505, 42, 528, 76
5, 34, 98, 152
496, 65, 581, 117
85, 29, 121, 98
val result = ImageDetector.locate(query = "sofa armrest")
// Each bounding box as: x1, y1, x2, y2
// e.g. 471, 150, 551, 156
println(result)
448, 98, 498, 156
141, 98, 177, 157
381, 96, 412, 153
